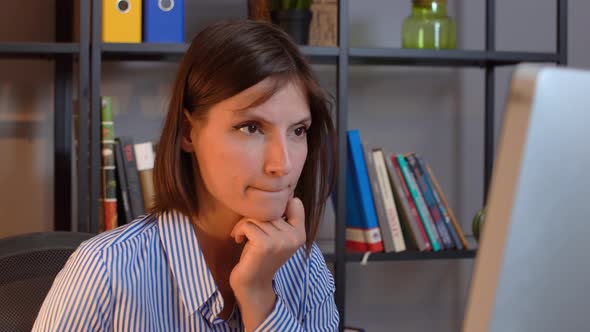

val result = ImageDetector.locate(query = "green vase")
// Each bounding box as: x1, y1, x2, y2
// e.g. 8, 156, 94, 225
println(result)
472, 207, 486, 242
402, 0, 456, 49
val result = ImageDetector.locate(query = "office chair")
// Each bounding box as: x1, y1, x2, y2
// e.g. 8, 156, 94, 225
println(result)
0, 231, 94, 332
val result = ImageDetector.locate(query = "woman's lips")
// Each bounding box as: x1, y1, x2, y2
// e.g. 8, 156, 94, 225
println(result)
251, 186, 288, 193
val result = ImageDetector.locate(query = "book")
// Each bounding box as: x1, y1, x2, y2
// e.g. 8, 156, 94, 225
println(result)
134, 142, 156, 213
406, 153, 454, 249
372, 149, 406, 252
396, 154, 441, 251
114, 138, 132, 225
118, 136, 145, 219
415, 154, 464, 250
100, 96, 118, 231
425, 163, 469, 249
363, 144, 395, 253
346, 130, 384, 253
346, 171, 371, 252
385, 152, 431, 252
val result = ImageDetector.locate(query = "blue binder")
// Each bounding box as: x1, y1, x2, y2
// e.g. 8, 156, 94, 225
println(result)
143, 0, 184, 43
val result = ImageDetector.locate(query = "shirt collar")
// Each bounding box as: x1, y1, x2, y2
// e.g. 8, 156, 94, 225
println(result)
157, 210, 218, 316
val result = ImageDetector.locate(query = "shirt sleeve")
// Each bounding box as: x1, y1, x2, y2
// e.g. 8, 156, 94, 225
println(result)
32, 243, 112, 332
253, 244, 339, 332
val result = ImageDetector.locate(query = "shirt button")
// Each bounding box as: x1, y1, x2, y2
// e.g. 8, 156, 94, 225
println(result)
228, 319, 238, 329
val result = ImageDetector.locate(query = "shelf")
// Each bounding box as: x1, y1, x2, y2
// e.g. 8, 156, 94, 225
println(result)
101, 42, 188, 61
101, 43, 339, 64
346, 249, 477, 262
100, 44, 560, 67
320, 237, 477, 263
0, 42, 79, 59
349, 47, 559, 67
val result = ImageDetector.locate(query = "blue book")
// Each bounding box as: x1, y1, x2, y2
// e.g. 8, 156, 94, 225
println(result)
346, 130, 383, 252
346, 166, 369, 252
143, 0, 184, 43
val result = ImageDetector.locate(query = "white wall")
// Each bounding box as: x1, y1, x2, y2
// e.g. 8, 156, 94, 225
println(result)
1, 0, 588, 330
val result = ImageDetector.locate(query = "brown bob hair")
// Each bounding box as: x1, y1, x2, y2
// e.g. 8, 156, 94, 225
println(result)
151, 19, 337, 251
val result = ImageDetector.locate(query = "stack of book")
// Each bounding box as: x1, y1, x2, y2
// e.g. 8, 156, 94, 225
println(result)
345, 129, 468, 253
98, 96, 156, 232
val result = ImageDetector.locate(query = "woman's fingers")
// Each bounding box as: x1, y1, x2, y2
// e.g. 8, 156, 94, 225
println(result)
231, 219, 268, 244
284, 197, 305, 233
231, 197, 306, 247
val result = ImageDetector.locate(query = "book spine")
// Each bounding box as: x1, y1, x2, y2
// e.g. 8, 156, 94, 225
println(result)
364, 144, 395, 253
396, 154, 441, 251
346, 164, 370, 252
119, 136, 145, 218
386, 154, 431, 252
426, 164, 469, 249
347, 130, 383, 253
100, 96, 118, 231
134, 142, 156, 213
406, 154, 454, 249
415, 155, 464, 250
373, 149, 406, 252
114, 138, 132, 225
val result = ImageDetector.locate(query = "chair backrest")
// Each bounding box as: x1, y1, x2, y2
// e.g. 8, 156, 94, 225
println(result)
0, 231, 94, 332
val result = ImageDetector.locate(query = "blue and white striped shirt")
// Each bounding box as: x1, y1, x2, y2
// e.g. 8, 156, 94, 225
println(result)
33, 210, 338, 331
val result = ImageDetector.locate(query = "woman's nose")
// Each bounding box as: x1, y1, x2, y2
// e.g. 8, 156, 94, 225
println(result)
264, 135, 293, 177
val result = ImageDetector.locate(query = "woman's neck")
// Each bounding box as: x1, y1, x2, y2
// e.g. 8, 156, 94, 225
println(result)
193, 219, 243, 267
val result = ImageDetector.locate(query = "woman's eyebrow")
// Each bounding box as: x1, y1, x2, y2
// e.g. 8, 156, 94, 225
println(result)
233, 110, 311, 126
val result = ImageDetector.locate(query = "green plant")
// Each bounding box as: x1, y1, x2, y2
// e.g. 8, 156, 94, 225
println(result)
271, 0, 312, 10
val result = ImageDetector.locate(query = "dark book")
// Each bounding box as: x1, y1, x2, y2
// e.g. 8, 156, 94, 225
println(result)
385, 152, 431, 252
118, 136, 145, 219
114, 138, 133, 225
415, 154, 464, 250
406, 153, 454, 249
396, 154, 441, 251
425, 162, 469, 249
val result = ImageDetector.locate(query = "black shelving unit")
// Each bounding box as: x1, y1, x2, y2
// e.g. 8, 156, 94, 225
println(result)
1, 0, 567, 329
74, 0, 565, 330
0, 1, 90, 233
0, 42, 79, 59
332, 1, 567, 331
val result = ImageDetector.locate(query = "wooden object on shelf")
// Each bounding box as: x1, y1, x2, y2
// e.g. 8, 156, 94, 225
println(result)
248, 0, 272, 22
309, 0, 337, 47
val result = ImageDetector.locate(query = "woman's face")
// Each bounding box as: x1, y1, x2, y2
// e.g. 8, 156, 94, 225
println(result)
186, 78, 311, 222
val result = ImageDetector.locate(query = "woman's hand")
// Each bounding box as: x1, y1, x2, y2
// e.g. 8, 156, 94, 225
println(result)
229, 197, 306, 330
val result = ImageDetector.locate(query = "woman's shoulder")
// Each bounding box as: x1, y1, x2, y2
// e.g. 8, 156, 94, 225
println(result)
77, 214, 159, 254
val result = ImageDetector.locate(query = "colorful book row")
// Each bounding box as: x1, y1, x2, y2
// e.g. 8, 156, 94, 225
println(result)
345, 129, 468, 253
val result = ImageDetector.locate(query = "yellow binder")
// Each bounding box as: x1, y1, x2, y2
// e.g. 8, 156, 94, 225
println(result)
102, 0, 142, 43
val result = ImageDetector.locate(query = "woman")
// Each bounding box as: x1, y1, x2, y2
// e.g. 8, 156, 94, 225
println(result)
33, 19, 338, 331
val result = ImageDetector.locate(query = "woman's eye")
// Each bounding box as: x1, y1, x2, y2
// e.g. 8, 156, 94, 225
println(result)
238, 124, 260, 135
294, 126, 308, 137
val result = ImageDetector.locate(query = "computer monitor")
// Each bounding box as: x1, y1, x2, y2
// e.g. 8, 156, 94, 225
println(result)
462, 64, 590, 332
